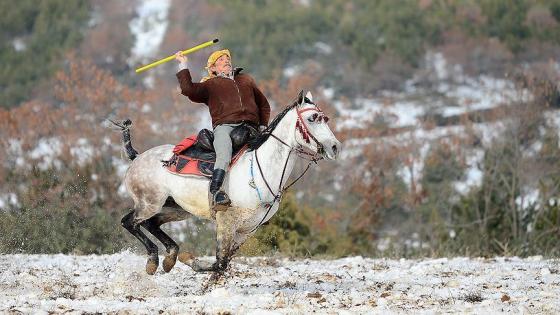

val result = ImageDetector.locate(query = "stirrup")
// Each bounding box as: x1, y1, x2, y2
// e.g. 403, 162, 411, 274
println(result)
213, 191, 231, 209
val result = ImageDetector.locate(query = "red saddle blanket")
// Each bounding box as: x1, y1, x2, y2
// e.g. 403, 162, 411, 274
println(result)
164, 134, 247, 178
172, 135, 197, 154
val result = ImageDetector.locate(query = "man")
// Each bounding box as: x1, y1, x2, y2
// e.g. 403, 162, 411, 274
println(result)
175, 49, 271, 211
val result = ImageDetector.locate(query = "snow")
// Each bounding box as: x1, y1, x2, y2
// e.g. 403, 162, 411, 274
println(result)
128, 0, 171, 64
397, 141, 430, 190
69, 138, 94, 167
141, 103, 151, 113
8, 193, 18, 207
545, 110, 560, 140
335, 74, 523, 130
127, 0, 170, 89
335, 51, 530, 132
0, 253, 558, 313
283, 65, 300, 78
425, 51, 450, 80
336, 98, 426, 130
314, 42, 332, 55
440, 75, 527, 117
342, 116, 515, 191
143, 76, 156, 89
112, 156, 130, 178
28, 137, 63, 171
7, 139, 22, 155
322, 87, 334, 100
322, 193, 335, 202
6, 139, 25, 168
111, 157, 131, 197
12, 38, 26, 52
454, 149, 484, 195
516, 188, 540, 210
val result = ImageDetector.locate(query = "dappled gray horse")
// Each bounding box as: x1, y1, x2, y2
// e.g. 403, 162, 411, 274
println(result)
115, 91, 341, 275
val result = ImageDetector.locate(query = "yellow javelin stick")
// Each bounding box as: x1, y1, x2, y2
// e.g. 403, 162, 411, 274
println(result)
135, 38, 219, 74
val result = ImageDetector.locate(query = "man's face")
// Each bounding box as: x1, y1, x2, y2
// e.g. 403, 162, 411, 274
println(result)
210, 55, 232, 74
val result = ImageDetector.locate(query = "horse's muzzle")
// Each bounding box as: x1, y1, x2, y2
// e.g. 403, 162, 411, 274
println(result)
323, 140, 341, 160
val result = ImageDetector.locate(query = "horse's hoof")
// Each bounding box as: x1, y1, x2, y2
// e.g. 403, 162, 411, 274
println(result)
210, 271, 224, 282
177, 252, 195, 264
163, 251, 178, 273
146, 256, 159, 275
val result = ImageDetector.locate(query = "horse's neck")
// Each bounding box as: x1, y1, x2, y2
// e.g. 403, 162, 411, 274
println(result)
253, 111, 298, 196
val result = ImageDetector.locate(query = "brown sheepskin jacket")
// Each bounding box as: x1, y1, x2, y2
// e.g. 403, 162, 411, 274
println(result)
176, 68, 270, 128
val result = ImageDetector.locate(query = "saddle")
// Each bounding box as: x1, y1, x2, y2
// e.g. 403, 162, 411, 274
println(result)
164, 123, 259, 178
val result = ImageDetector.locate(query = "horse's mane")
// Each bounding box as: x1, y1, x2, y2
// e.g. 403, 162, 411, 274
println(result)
247, 100, 299, 151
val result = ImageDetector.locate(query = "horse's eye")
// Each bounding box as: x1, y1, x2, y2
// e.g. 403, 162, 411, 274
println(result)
308, 113, 318, 122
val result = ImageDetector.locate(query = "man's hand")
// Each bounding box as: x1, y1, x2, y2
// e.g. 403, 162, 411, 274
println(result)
175, 51, 188, 63
259, 125, 267, 132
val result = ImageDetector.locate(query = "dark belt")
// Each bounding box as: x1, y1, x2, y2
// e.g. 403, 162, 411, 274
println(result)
214, 120, 258, 130
236, 120, 258, 128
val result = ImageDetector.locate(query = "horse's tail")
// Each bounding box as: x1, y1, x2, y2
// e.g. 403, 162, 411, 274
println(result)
108, 118, 138, 161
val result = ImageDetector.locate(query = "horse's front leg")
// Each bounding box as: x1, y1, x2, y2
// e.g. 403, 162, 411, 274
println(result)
178, 224, 239, 273
213, 232, 236, 272
177, 252, 217, 273
178, 237, 236, 273
182, 237, 244, 276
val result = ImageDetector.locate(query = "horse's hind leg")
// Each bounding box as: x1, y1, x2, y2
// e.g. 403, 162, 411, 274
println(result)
141, 198, 190, 273
121, 209, 159, 275
141, 216, 179, 273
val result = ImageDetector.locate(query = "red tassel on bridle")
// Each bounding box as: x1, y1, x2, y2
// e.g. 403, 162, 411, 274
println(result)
296, 106, 328, 147
296, 119, 311, 144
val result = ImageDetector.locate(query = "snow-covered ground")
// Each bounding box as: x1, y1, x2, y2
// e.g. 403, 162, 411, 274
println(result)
1, 253, 558, 314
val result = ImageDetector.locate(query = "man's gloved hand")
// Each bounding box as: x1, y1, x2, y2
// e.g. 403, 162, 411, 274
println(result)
259, 125, 267, 132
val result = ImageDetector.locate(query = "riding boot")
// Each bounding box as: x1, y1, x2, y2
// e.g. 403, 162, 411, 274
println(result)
209, 168, 231, 212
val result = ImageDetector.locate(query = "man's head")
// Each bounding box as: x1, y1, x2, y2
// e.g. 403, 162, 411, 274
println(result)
206, 49, 232, 75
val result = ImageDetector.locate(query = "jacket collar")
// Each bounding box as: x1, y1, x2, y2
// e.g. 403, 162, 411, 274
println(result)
206, 67, 244, 82
234, 67, 244, 76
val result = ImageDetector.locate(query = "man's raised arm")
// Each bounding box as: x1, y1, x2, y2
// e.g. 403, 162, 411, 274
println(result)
175, 52, 209, 104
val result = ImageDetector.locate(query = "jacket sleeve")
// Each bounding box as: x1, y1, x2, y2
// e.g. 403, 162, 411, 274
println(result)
176, 69, 209, 104
252, 81, 271, 126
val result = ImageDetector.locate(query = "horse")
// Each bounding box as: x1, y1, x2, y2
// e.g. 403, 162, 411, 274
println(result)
115, 91, 341, 275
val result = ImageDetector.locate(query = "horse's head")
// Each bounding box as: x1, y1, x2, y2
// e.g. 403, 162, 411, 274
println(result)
293, 91, 341, 160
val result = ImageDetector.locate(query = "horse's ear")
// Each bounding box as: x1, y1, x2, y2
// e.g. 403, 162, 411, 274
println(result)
296, 90, 304, 105
305, 91, 313, 103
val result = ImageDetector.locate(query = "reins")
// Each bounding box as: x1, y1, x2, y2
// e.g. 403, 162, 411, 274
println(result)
248, 105, 324, 233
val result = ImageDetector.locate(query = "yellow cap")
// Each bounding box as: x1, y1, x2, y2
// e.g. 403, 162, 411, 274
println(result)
201, 49, 231, 82
206, 49, 231, 70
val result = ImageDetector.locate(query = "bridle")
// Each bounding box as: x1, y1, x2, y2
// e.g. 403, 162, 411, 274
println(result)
249, 102, 329, 232
296, 106, 329, 148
